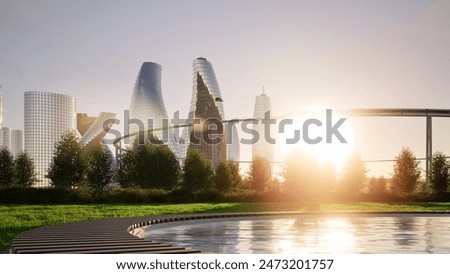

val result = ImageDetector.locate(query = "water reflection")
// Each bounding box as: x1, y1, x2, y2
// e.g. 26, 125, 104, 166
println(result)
143, 215, 450, 254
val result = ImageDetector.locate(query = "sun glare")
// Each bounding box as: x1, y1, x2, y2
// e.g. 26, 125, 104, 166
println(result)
279, 106, 355, 172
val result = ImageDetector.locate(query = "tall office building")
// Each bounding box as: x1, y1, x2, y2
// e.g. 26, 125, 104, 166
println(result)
0, 127, 10, 149
24, 91, 76, 187
180, 57, 227, 166
0, 85, 24, 155
227, 124, 240, 162
253, 90, 274, 170
129, 62, 178, 156
10, 130, 24, 156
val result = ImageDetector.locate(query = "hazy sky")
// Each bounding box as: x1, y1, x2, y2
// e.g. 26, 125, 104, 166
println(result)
1, 0, 449, 176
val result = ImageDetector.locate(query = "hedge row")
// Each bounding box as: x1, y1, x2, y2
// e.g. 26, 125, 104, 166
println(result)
1, 187, 450, 204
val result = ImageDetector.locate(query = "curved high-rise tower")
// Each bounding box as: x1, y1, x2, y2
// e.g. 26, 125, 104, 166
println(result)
180, 57, 227, 166
129, 62, 178, 156
24, 91, 76, 187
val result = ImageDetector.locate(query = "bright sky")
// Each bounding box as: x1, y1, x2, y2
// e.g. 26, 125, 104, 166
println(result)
1, 0, 449, 177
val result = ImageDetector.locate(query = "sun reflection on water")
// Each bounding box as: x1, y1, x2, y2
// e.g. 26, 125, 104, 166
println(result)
144, 215, 450, 254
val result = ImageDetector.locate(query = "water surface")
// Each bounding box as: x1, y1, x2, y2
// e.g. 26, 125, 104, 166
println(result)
143, 214, 450, 253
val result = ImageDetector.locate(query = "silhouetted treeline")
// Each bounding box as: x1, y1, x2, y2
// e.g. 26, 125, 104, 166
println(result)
1, 132, 450, 204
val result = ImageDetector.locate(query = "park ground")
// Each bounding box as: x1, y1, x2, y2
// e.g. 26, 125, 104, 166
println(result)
2, 202, 450, 251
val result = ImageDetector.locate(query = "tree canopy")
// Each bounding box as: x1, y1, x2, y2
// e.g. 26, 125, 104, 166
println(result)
14, 151, 36, 187
116, 144, 181, 190
341, 153, 367, 194
391, 147, 421, 195
183, 149, 215, 191
215, 161, 242, 191
47, 131, 87, 189
86, 145, 113, 193
0, 147, 14, 188
248, 157, 271, 192
430, 151, 449, 196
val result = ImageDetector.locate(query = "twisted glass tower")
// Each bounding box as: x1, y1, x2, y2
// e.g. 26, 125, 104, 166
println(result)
24, 91, 76, 187
180, 57, 227, 166
129, 62, 178, 156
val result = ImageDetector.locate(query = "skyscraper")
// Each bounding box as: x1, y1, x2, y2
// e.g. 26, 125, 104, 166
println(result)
253, 90, 274, 169
0, 85, 24, 156
24, 91, 76, 187
10, 130, 24, 156
226, 124, 240, 162
180, 57, 227, 166
0, 127, 10, 149
129, 62, 178, 156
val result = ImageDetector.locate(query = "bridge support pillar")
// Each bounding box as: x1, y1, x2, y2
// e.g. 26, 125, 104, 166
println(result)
426, 115, 432, 192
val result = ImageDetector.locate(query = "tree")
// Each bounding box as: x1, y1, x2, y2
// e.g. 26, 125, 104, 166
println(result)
86, 145, 113, 193
47, 131, 87, 189
0, 147, 14, 188
116, 148, 138, 188
148, 145, 181, 190
248, 157, 271, 192
368, 176, 387, 195
283, 150, 321, 194
391, 147, 421, 195
321, 162, 337, 193
215, 162, 232, 191
340, 153, 367, 194
215, 161, 243, 192
14, 151, 36, 187
183, 149, 215, 191
116, 144, 181, 190
227, 161, 243, 189
430, 151, 450, 196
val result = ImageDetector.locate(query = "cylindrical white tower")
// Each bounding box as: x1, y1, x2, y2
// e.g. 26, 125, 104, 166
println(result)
24, 91, 76, 187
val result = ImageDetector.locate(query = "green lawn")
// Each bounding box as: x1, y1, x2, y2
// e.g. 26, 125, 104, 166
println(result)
2, 202, 450, 252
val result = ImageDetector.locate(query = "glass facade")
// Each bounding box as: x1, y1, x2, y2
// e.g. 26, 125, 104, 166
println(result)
226, 124, 240, 162
129, 62, 179, 156
180, 57, 227, 166
253, 92, 274, 166
0, 86, 24, 156
24, 91, 76, 187
0, 127, 11, 149
10, 129, 23, 156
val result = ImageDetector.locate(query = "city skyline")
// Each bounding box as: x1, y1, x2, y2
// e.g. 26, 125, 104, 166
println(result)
1, 0, 449, 177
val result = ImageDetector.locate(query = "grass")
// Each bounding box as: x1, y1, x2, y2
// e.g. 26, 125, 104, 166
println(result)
2, 202, 450, 251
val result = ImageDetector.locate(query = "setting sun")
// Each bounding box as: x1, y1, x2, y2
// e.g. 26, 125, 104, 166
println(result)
279, 106, 355, 171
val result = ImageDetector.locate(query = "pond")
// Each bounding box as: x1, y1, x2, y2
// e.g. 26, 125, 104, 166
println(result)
142, 214, 450, 253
